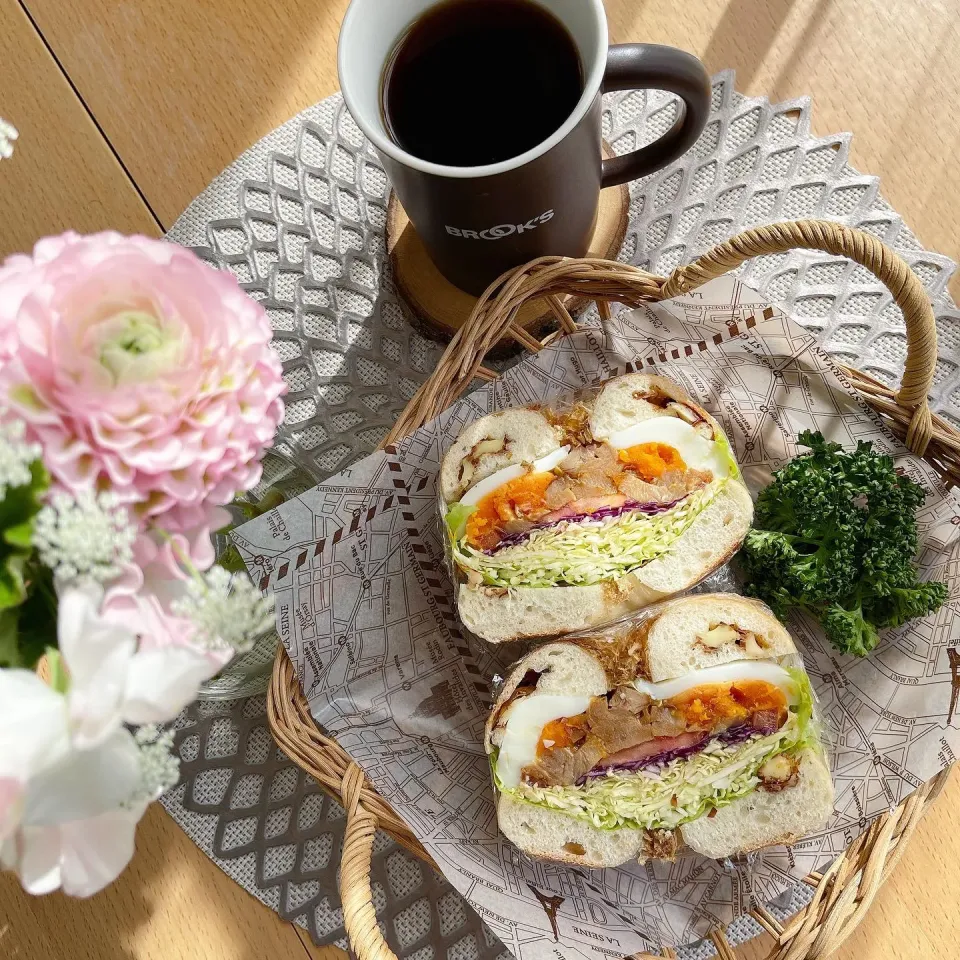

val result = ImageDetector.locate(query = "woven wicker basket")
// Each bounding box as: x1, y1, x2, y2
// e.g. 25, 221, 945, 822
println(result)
268, 220, 958, 960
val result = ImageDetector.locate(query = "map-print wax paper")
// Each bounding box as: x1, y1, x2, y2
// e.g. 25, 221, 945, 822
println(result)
233, 276, 960, 958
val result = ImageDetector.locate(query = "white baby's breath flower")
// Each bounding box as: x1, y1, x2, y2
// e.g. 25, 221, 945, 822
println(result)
0, 118, 18, 160
0, 418, 41, 500
34, 490, 136, 583
126, 725, 180, 807
171, 566, 274, 654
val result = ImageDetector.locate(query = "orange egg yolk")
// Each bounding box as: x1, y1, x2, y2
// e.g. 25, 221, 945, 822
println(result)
668, 680, 788, 730
464, 471, 554, 550
618, 442, 686, 480
537, 716, 587, 756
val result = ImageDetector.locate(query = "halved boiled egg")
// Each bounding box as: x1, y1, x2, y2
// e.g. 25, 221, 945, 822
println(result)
460, 446, 570, 506
599, 418, 730, 480
496, 694, 591, 789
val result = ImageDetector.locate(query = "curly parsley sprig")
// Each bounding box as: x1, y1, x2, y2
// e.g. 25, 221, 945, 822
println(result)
738, 431, 947, 657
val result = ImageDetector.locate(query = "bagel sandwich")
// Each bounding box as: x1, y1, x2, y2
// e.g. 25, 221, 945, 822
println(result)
484, 594, 834, 867
441, 373, 753, 643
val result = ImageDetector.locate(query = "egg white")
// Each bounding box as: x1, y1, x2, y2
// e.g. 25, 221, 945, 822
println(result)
632, 661, 798, 702
459, 446, 570, 506
600, 417, 729, 479
495, 662, 798, 789
496, 694, 591, 789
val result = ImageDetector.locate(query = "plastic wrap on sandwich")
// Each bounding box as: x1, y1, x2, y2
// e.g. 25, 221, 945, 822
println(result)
483, 594, 835, 868
437, 373, 755, 644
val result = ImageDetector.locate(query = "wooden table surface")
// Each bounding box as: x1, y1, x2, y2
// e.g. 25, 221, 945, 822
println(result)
1, 1, 958, 957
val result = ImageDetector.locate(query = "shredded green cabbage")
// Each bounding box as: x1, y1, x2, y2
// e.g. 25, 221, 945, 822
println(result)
495, 672, 819, 831
499, 723, 795, 831
450, 483, 720, 588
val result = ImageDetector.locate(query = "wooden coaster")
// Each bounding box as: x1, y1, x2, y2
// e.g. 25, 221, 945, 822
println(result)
386, 145, 629, 345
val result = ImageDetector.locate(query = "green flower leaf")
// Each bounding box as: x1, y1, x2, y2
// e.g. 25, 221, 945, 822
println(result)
0, 582, 54, 672
0, 608, 19, 667
0, 458, 49, 611
13, 569, 58, 671
0, 552, 27, 610
46, 646, 69, 694
217, 543, 249, 575
4, 520, 34, 549
0, 465, 57, 670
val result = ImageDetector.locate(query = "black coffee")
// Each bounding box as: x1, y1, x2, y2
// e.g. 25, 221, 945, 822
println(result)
381, 0, 584, 167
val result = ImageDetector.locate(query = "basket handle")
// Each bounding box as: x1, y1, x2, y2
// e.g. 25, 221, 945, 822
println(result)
340, 763, 400, 960
659, 220, 936, 453
386, 220, 937, 456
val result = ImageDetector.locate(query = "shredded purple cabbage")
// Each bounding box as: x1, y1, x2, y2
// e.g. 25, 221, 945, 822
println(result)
578, 736, 709, 783
485, 496, 687, 554
577, 722, 769, 784
716, 723, 759, 744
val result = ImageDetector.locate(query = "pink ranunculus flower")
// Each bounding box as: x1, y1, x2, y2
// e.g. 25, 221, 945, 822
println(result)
0, 232, 286, 559
0, 252, 38, 363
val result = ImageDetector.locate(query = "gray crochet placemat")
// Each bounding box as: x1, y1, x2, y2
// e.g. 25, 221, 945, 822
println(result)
161, 71, 958, 959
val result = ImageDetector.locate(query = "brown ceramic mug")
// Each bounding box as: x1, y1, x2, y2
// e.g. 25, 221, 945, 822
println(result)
339, 0, 711, 295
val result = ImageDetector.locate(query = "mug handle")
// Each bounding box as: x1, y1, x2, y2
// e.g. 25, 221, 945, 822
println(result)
600, 44, 712, 189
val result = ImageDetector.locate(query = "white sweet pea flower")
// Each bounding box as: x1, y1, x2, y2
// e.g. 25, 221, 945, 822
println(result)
0, 508, 269, 897
1, 725, 180, 897
58, 582, 220, 747
0, 118, 17, 160
3, 803, 145, 897
0, 671, 71, 846
2, 726, 147, 897
0, 671, 179, 897
0, 671, 181, 897
0, 778, 19, 840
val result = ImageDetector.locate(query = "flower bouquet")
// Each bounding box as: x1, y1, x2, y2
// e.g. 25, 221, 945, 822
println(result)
0, 232, 286, 896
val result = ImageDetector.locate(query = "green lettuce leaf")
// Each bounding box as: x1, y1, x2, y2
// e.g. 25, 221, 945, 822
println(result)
714, 432, 742, 481
453, 482, 721, 588
785, 664, 822, 751
444, 501, 477, 543
498, 709, 812, 832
